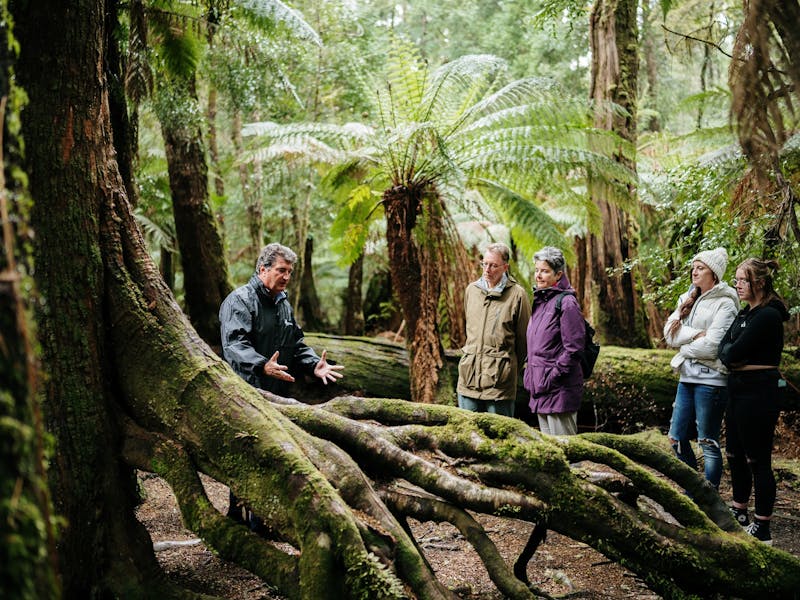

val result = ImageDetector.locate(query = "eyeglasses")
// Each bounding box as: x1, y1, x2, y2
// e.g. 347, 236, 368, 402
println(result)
480, 262, 507, 271
731, 278, 750, 287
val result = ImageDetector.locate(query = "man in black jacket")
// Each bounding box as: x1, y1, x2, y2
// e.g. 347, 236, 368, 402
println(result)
220, 242, 343, 394
219, 242, 344, 526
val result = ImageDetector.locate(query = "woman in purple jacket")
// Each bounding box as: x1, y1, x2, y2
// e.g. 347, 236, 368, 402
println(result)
524, 246, 586, 435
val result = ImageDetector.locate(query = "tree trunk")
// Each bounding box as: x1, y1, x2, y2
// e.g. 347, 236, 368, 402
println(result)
232, 109, 263, 262
578, 0, 651, 348
383, 185, 449, 404
298, 235, 327, 332
640, 0, 660, 133
160, 76, 231, 349
16, 1, 170, 595
12, 2, 800, 599
207, 87, 226, 201
341, 253, 365, 335
0, 48, 58, 595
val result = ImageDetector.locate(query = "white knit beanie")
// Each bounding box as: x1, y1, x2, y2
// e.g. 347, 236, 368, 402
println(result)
691, 247, 728, 282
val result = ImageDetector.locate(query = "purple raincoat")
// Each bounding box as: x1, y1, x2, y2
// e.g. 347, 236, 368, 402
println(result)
524, 274, 585, 415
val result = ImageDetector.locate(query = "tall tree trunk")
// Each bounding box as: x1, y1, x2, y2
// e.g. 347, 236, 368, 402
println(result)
232, 109, 263, 262
0, 47, 58, 594
160, 77, 231, 349
640, 0, 661, 133
16, 1, 167, 594
207, 86, 226, 201
342, 254, 365, 335
578, 0, 651, 348
298, 235, 326, 332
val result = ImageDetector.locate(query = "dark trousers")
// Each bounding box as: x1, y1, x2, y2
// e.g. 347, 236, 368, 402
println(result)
725, 370, 779, 517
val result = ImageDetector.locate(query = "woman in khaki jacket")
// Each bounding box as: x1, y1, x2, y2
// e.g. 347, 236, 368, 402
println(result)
456, 242, 531, 416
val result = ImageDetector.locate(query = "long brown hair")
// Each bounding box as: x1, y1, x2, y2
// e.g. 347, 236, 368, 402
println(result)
668, 286, 703, 337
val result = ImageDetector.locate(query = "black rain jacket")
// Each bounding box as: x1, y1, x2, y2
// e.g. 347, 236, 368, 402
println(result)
220, 273, 319, 395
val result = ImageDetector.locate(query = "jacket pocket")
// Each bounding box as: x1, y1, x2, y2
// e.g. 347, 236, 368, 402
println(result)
530, 364, 559, 395
458, 351, 477, 388
477, 350, 511, 391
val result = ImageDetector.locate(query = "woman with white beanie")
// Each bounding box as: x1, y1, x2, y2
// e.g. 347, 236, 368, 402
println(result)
664, 247, 739, 489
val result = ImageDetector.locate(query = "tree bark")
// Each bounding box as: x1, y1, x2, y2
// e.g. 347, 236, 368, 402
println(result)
231, 109, 263, 263
0, 51, 58, 595
383, 185, 453, 404
341, 253, 365, 335
298, 235, 327, 332
16, 1, 172, 595
579, 0, 651, 348
160, 76, 231, 350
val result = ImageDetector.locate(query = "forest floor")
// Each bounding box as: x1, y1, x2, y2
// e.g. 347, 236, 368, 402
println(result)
135, 418, 800, 600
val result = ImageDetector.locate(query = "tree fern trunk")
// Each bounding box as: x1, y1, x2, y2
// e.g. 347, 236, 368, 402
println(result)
342, 253, 365, 335
383, 185, 448, 403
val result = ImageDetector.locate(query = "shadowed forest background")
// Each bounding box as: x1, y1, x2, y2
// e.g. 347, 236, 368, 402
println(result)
2, 0, 800, 598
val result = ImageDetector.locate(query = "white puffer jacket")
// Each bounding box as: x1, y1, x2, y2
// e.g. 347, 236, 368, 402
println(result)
663, 282, 740, 382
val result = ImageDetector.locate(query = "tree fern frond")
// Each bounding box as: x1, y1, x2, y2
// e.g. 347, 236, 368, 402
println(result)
453, 77, 563, 131
233, 0, 322, 46
422, 54, 507, 128
134, 210, 177, 252
320, 159, 368, 198
330, 184, 385, 265
245, 138, 351, 167
377, 37, 429, 126
147, 4, 203, 79
476, 178, 572, 260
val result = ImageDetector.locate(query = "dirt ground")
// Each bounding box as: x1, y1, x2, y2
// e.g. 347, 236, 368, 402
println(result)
135, 419, 800, 599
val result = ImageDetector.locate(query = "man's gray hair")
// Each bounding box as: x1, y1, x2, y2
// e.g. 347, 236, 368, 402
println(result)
256, 243, 298, 271
533, 246, 565, 273
483, 242, 510, 264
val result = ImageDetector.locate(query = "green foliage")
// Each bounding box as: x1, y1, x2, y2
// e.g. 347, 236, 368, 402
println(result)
244, 39, 636, 269
234, 0, 321, 47
147, 0, 204, 80
328, 184, 383, 266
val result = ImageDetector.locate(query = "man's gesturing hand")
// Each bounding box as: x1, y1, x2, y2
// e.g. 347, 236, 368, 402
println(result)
264, 351, 295, 382
314, 349, 344, 385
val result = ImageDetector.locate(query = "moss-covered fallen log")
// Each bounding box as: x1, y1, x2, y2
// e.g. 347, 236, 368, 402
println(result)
302, 335, 800, 432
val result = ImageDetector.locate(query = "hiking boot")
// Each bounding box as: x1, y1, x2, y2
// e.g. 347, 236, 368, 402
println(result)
730, 505, 749, 527
745, 519, 773, 546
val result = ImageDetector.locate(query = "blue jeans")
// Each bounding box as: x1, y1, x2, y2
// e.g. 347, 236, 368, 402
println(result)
668, 383, 727, 487
458, 394, 515, 417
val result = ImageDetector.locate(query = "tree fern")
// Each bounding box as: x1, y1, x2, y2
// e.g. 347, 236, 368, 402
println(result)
234, 0, 321, 46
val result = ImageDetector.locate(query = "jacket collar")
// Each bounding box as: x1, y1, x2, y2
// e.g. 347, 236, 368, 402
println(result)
249, 273, 287, 305
533, 273, 574, 301
475, 271, 509, 293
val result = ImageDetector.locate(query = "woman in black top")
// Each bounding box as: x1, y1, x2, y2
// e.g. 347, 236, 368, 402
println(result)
718, 258, 790, 545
